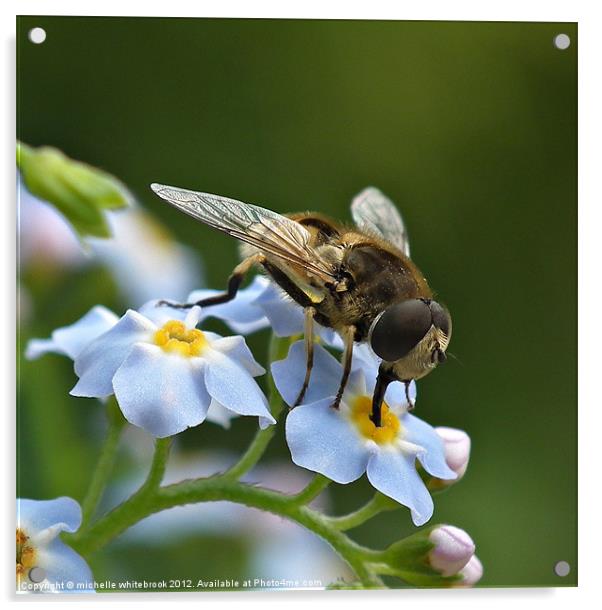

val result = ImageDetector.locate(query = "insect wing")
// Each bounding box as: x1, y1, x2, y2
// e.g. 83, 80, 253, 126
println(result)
351, 187, 410, 257
151, 183, 336, 282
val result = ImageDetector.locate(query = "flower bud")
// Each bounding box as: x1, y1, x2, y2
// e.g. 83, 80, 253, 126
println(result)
454, 555, 483, 587
17, 142, 130, 239
381, 524, 480, 587
428, 525, 475, 577
428, 427, 471, 490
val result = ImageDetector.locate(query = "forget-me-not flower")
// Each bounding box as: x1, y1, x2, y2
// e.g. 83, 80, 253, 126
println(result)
25, 304, 259, 429
272, 341, 456, 525
16, 497, 94, 593
70, 306, 275, 437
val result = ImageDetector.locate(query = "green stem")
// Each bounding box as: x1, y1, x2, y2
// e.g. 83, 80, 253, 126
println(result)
223, 334, 288, 481
325, 492, 400, 531
69, 477, 383, 588
80, 399, 126, 528
222, 420, 279, 481
143, 437, 173, 490
292, 474, 331, 504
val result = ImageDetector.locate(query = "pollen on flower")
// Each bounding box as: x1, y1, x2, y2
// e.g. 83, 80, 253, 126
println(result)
154, 320, 208, 357
16, 528, 35, 580
351, 396, 402, 444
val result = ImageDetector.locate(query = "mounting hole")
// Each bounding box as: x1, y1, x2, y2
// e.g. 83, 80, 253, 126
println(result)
28, 566, 47, 583
554, 560, 571, 577
28, 27, 46, 44
554, 33, 570, 50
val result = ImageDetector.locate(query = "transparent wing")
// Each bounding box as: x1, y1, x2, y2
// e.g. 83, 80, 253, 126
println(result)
151, 183, 336, 282
351, 187, 410, 257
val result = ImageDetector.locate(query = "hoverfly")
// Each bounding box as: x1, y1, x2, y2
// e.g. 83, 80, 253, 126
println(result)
151, 184, 451, 426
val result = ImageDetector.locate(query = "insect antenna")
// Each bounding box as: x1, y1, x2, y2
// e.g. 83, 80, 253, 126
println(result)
444, 351, 464, 367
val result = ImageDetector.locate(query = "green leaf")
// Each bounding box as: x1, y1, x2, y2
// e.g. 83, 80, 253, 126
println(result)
17, 142, 130, 239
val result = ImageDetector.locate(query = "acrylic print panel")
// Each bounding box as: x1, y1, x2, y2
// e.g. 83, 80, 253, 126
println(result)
16, 17, 577, 592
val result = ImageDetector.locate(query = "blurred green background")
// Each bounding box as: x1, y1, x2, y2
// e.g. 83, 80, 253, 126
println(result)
17, 17, 577, 588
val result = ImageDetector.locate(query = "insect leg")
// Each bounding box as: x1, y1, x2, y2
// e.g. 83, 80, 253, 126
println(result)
292, 307, 316, 407
158, 253, 264, 309
404, 380, 415, 410
331, 326, 356, 410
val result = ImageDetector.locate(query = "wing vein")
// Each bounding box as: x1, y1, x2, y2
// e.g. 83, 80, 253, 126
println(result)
151, 183, 336, 282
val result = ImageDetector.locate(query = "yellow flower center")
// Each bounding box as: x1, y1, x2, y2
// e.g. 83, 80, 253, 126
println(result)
154, 320, 208, 357
16, 528, 36, 581
351, 396, 402, 444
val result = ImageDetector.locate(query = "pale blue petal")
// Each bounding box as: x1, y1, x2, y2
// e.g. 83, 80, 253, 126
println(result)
25, 338, 59, 360
52, 306, 119, 359
189, 275, 270, 335
138, 300, 189, 326
112, 344, 211, 438
366, 449, 434, 526
352, 343, 380, 377
407, 380, 417, 404
318, 326, 344, 349
286, 398, 369, 483
344, 368, 367, 398
259, 415, 275, 429
210, 336, 265, 376
71, 310, 155, 398
385, 380, 417, 410
184, 306, 203, 328
352, 345, 417, 409
17, 497, 81, 536
204, 350, 274, 423
271, 341, 341, 407
37, 540, 95, 593
202, 330, 223, 343
403, 414, 457, 480
205, 400, 238, 429
25, 306, 118, 361
253, 283, 305, 337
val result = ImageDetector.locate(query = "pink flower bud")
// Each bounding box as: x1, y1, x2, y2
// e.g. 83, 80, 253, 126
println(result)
429, 525, 476, 577
435, 427, 471, 483
455, 555, 483, 587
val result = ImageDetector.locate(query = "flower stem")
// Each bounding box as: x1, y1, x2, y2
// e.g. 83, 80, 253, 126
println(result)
222, 424, 278, 481
143, 437, 173, 490
223, 334, 288, 481
80, 399, 126, 528
69, 477, 384, 588
292, 474, 331, 504
324, 492, 401, 531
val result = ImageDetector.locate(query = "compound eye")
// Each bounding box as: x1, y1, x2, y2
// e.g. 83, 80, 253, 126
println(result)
429, 300, 451, 337
370, 299, 433, 362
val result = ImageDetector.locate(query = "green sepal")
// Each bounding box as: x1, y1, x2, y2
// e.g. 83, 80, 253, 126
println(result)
375, 524, 463, 586
386, 568, 463, 588
381, 524, 437, 565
